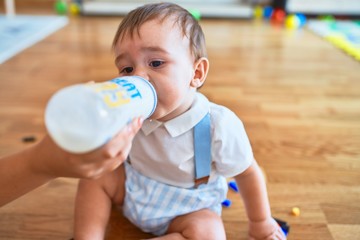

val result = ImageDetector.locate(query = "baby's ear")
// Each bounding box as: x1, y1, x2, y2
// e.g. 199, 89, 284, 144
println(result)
191, 57, 209, 88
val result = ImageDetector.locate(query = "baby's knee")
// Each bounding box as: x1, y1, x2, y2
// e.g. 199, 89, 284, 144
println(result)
184, 210, 226, 240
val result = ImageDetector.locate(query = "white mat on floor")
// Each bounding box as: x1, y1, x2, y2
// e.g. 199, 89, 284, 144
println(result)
0, 15, 68, 64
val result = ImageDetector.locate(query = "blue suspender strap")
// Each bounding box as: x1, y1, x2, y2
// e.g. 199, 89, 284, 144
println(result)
193, 112, 211, 188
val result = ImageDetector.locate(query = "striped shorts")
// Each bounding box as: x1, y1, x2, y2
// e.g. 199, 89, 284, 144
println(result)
122, 162, 228, 236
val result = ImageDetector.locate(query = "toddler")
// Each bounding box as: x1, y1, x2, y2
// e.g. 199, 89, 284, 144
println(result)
73, 3, 286, 240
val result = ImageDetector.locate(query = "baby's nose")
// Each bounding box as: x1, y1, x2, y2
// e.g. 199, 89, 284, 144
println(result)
133, 68, 149, 81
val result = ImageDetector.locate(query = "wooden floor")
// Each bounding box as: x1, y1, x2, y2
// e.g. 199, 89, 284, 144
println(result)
0, 13, 360, 240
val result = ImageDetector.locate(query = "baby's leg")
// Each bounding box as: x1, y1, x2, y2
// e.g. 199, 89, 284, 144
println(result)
148, 209, 226, 240
74, 165, 126, 240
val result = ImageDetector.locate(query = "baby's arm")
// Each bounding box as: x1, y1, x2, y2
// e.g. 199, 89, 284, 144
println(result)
234, 160, 286, 240
74, 167, 124, 240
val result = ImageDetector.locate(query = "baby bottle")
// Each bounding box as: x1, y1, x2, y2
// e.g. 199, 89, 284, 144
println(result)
45, 76, 157, 153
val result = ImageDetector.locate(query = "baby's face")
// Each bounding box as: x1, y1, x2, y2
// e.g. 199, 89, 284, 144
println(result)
114, 18, 197, 121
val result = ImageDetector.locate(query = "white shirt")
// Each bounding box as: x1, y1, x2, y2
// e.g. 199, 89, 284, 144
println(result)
129, 92, 254, 188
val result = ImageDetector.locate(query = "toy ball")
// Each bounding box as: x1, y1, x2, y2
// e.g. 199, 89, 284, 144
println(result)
189, 9, 201, 21
285, 14, 301, 29
263, 6, 273, 19
271, 8, 286, 23
253, 5, 263, 19
55, 0, 67, 15
69, 3, 81, 15
296, 13, 307, 27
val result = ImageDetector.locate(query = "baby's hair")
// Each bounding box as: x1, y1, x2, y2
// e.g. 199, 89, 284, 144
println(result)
112, 2, 207, 60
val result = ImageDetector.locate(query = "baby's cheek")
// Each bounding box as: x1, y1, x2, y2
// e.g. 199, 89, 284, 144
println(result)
149, 102, 165, 119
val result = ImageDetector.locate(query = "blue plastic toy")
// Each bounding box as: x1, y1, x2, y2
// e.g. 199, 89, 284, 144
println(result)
274, 218, 290, 236
221, 199, 232, 207
296, 13, 307, 27
263, 6, 273, 19
228, 180, 239, 192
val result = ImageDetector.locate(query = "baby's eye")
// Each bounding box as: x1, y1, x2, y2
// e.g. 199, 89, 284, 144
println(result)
120, 67, 133, 74
149, 60, 164, 68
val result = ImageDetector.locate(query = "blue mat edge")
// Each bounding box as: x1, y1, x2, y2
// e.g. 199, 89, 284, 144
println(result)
0, 15, 68, 64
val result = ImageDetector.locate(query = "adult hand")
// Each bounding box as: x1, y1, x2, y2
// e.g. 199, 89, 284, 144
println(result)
33, 117, 143, 179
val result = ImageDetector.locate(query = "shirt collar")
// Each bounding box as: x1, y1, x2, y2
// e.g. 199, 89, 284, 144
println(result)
141, 92, 210, 137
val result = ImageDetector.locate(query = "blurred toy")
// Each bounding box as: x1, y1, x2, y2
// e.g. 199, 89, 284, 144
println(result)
69, 2, 81, 15
291, 207, 301, 216
296, 13, 307, 27
263, 6, 273, 20
228, 180, 239, 192
253, 5, 263, 20
221, 199, 232, 207
222, 179, 237, 208
271, 8, 286, 24
55, 0, 68, 15
189, 9, 201, 21
284, 13, 307, 29
274, 217, 290, 236
285, 14, 301, 29
320, 15, 335, 22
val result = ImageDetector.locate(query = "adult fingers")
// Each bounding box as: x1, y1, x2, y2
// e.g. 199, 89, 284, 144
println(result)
103, 117, 143, 159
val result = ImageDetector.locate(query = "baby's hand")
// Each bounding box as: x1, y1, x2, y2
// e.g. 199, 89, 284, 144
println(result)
248, 217, 286, 240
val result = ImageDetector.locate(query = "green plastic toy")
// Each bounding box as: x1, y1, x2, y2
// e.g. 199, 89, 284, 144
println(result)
55, 0, 68, 15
